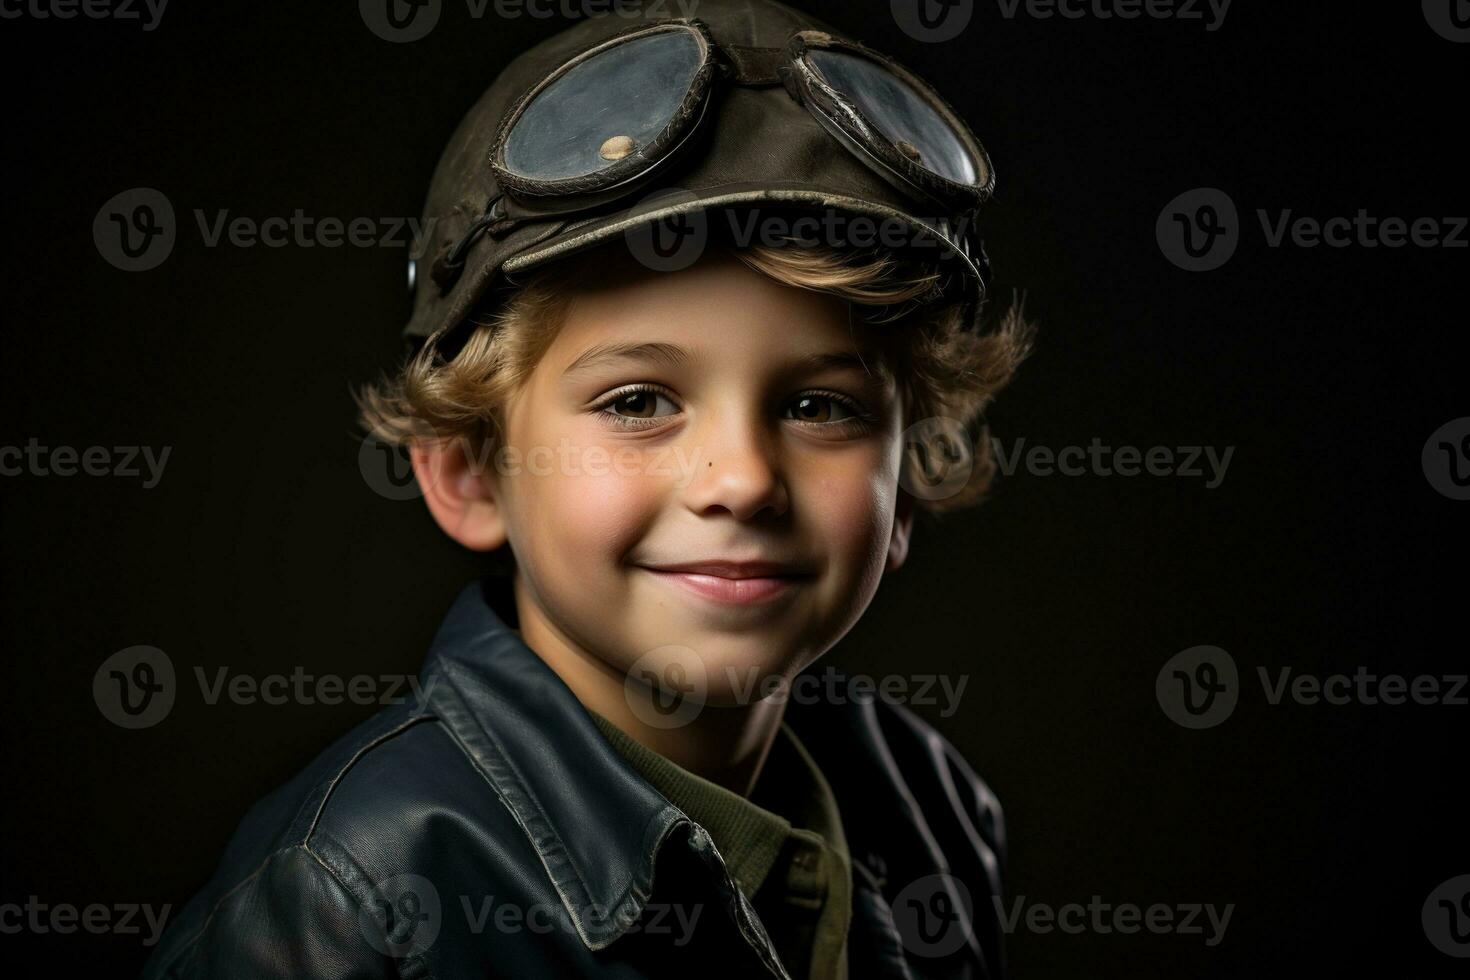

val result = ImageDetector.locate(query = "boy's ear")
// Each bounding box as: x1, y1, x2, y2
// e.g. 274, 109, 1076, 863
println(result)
410, 439, 507, 552
886, 487, 915, 573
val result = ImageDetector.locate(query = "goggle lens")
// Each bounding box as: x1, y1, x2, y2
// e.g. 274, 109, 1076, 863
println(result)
500, 28, 707, 184
805, 47, 982, 189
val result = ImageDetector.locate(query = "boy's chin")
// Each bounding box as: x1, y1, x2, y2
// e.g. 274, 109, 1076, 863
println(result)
696, 668, 802, 709
643, 640, 817, 709
613, 625, 821, 708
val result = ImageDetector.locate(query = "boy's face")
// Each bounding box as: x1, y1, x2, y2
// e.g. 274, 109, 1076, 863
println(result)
422, 243, 913, 706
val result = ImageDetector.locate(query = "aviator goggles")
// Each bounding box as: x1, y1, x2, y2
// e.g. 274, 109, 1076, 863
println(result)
431, 18, 995, 293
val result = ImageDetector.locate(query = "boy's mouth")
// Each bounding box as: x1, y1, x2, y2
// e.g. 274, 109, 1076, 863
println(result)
633, 559, 814, 606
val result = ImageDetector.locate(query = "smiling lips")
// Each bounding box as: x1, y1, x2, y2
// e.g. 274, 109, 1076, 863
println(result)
636, 560, 813, 605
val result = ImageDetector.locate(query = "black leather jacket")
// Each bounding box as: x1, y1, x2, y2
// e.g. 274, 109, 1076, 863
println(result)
140, 579, 1006, 979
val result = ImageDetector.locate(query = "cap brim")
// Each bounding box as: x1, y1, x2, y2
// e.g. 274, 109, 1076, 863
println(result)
501, 182, 985, 299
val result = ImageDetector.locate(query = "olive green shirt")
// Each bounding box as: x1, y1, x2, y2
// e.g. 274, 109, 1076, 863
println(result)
588, 712, 852, 980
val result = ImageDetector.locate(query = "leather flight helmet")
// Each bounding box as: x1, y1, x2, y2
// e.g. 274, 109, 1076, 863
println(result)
402, 0, 997, 354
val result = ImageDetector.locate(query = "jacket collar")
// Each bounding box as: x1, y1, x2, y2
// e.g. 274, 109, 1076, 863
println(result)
414, 577, 692, 951
410, 577, 965, 978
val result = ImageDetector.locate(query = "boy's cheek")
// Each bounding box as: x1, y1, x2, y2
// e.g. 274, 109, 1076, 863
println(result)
809, 458, 896, 534
806, 465, 899, 586
515, 462, 665, 563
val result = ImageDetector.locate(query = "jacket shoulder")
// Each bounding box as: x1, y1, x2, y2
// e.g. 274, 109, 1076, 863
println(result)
142, 703, 490, 979
140, 841, 392, 979
791, 692, 1006, 874
870, 698, 1007, 869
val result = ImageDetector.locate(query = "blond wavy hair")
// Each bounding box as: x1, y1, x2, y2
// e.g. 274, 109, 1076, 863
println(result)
357, 236, 1035, 516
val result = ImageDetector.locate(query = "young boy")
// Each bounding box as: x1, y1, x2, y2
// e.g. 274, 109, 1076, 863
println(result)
141, 1, 1031, 977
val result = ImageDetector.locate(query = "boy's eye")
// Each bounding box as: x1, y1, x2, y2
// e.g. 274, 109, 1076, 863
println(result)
786, 393, 857, 424
593, 386, 874, 432
599, 387, 680, 422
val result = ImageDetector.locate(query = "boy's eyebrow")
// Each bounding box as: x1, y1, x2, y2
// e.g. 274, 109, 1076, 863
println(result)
796, 350, 894, 383
563, 342, 892, 383
562, 342, 691, 377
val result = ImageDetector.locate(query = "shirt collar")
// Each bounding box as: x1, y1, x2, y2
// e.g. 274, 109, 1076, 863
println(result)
587, 711, 853, 980
587, 710, 794, 899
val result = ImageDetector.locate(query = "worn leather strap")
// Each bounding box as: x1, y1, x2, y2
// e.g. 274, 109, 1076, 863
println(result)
716, 42, 788, 86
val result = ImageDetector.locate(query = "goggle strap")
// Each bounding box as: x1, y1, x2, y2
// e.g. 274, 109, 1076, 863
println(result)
431, 194, 506, 292
713, 42, 788, 86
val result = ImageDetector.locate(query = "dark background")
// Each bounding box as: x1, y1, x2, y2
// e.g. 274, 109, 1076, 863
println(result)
0, 0, 1463, 976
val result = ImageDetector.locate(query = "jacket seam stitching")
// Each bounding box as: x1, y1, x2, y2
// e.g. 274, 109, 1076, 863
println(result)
304, 713, 437, 842
434, 705, 693, 951
440, 659, 591, 880
433, 658, 614, 943
159, 716, 435, 976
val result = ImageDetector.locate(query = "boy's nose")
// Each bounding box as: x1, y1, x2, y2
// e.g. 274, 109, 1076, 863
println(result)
679, 413, 790, 522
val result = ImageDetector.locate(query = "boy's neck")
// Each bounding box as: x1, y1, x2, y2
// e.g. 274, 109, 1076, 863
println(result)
509, 572, 786, 797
